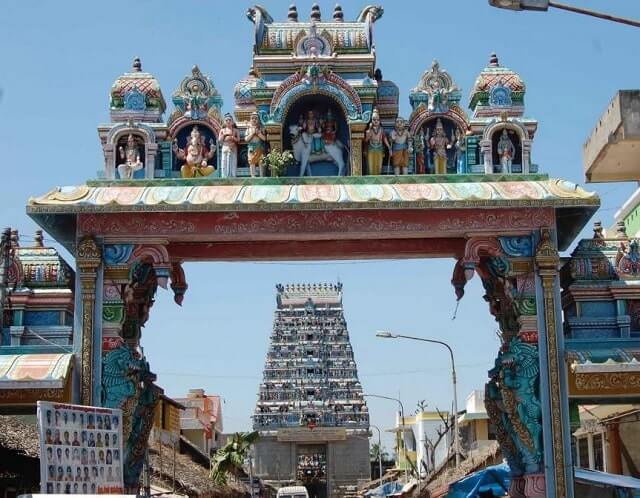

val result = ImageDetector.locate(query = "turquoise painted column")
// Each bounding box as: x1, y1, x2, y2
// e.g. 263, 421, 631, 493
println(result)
535, 228, 574, 498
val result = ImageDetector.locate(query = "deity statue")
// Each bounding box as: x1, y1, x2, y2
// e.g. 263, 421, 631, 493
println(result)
218, 114, 240, 178
173, 126, 216, 178
322, 109, 338, 146
364, 108, 389, 176
429, 119, 451, 175
497, 129, 516, 173
303, 110, 325, 155
454, 128, 467, 174
245, 112, 266, 177
117, 134, 144, 180
413, 128, 425, 174
390, 117, 411, 175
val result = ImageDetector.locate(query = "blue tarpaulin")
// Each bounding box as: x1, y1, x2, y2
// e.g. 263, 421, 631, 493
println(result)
446, 463, 510, 498
364, 480, 403, 498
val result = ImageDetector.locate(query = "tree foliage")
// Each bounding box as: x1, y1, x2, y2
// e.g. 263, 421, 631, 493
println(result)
210, 431, 259, 486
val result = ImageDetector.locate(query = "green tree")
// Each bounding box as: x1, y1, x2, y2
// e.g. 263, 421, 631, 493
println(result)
210, 431, 259, 486
370, 442, 389, 463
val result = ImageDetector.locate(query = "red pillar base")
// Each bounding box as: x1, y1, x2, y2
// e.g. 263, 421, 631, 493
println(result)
510, 474, 546, 498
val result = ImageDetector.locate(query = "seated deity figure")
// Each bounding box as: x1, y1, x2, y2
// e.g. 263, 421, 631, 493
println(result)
173, 126, 216, 178
497, 129, 516, 173
303, 110, 324, 155
390, 117, 410, 175
429, 119, 451, 175
245, 112, 266, 177
117, 134, 144, 179
218, 114, 240, 178
454, 128, 467, 174
364, 108, 389, 176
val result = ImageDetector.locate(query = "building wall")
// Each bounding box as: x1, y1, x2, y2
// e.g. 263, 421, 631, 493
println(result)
619, 419, 640, 476
254, 438, 296, 481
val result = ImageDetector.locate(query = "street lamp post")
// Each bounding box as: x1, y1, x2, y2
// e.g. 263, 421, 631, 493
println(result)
363, 394, 409, 482
370, 424, 383, 482
376, 331, 461, 468
488, 0, 640, 29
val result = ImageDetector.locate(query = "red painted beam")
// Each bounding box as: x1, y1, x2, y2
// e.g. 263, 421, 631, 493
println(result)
168, 238, 466, 261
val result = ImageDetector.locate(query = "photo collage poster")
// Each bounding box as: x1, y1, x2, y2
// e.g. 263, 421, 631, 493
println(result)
37, 401, 124, 494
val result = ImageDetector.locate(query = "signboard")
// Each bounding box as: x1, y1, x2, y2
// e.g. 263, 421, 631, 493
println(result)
277, 427, 346, 442
37, 401, 124, 494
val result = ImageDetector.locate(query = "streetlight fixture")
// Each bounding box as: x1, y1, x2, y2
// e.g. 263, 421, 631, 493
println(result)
362, 393, 409, 482
376, 331, 461, 468
370, 424, 383, 483
488, 0, 640, 28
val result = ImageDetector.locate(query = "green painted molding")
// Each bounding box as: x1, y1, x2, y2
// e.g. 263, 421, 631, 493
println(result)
87, 173, 549, 188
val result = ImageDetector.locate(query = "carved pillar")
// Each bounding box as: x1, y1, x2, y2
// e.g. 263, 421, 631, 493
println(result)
76, 237, 102, 405
146, 143, 159, 179
480, 138, 492, 174
103, 144, 116, 180
266, 124, 282, 154
522, 139, 532, 174
535, 228, 574, 498
350, 123, 366, 176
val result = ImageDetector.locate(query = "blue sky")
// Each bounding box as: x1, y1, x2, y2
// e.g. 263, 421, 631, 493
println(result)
1, 1, 639, 450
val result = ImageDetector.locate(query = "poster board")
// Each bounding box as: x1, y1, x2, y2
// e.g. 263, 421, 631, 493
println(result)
37, 401, 124, 494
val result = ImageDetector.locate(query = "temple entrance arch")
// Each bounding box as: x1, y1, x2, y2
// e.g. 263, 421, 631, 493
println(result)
282, 93, 351, 177
28, 174, 599, 498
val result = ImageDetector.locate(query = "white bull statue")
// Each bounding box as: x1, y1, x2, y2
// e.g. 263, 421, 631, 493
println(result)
289, 124, 347, 176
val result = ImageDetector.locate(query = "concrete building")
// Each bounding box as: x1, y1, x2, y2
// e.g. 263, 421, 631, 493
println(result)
175, 388, 224, 457
253, 283, 370, 498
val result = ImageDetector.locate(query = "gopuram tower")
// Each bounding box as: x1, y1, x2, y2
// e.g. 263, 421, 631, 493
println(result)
253, 283, 369, 498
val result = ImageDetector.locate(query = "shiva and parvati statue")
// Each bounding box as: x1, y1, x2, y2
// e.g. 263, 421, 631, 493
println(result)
290, 108, 347, 177
173, 126, 216, 178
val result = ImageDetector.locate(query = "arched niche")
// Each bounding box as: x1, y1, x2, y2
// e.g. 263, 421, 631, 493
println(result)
420, 116, 464, 174
115, 133, 146, 180
491, 127, 522, 173
282, 94, 350, 177
170, 123, 217, 176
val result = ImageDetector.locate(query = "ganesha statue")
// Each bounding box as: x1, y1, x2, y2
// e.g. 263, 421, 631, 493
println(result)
173, 125, 216, 178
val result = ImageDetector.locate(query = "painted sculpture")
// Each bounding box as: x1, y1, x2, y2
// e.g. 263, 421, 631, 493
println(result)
117, 135, 144, 180
429, 119, 451, 174
245, 112, 266, 177
364, 108, 389, 175
454, 129, 467, 174
290, 109, 346, 176
218, 114, 240, 178
497, 129, 516, 173
390, 117, 410, 175
173, 126, 216, 178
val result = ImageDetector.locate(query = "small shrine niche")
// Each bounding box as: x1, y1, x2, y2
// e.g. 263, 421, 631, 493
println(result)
491, 127, 522, 173
419, 117, 466, 175
283, 94, 350, 176
115, 133, 146, 180
171, 125, 217, 178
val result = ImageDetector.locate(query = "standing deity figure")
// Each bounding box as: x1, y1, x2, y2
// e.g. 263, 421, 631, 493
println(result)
429, 119, 451, 175
245, 112, 266, 177
454, 128, 467, 174
497, 129, 516, 173
413, 128, 426, 174
322, 109, 338, 146
218, 114, 240, 178
173, 126, 216, 178
365, 108, 389, 176
390, 117, 410, 175
303, 110, 324, 155
117, 134, 144, 180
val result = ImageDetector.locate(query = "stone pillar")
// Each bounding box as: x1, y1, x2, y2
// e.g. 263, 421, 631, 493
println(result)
535, 228, 574, 498
607, 423, 622, 474
103, 144, 116, 179
266, 124, 282, 154
76, 237, 102, 406
146, 143, 159, 179
350, 123, 366, 176
480, 138, 492, 174
522, 139, 532, 174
